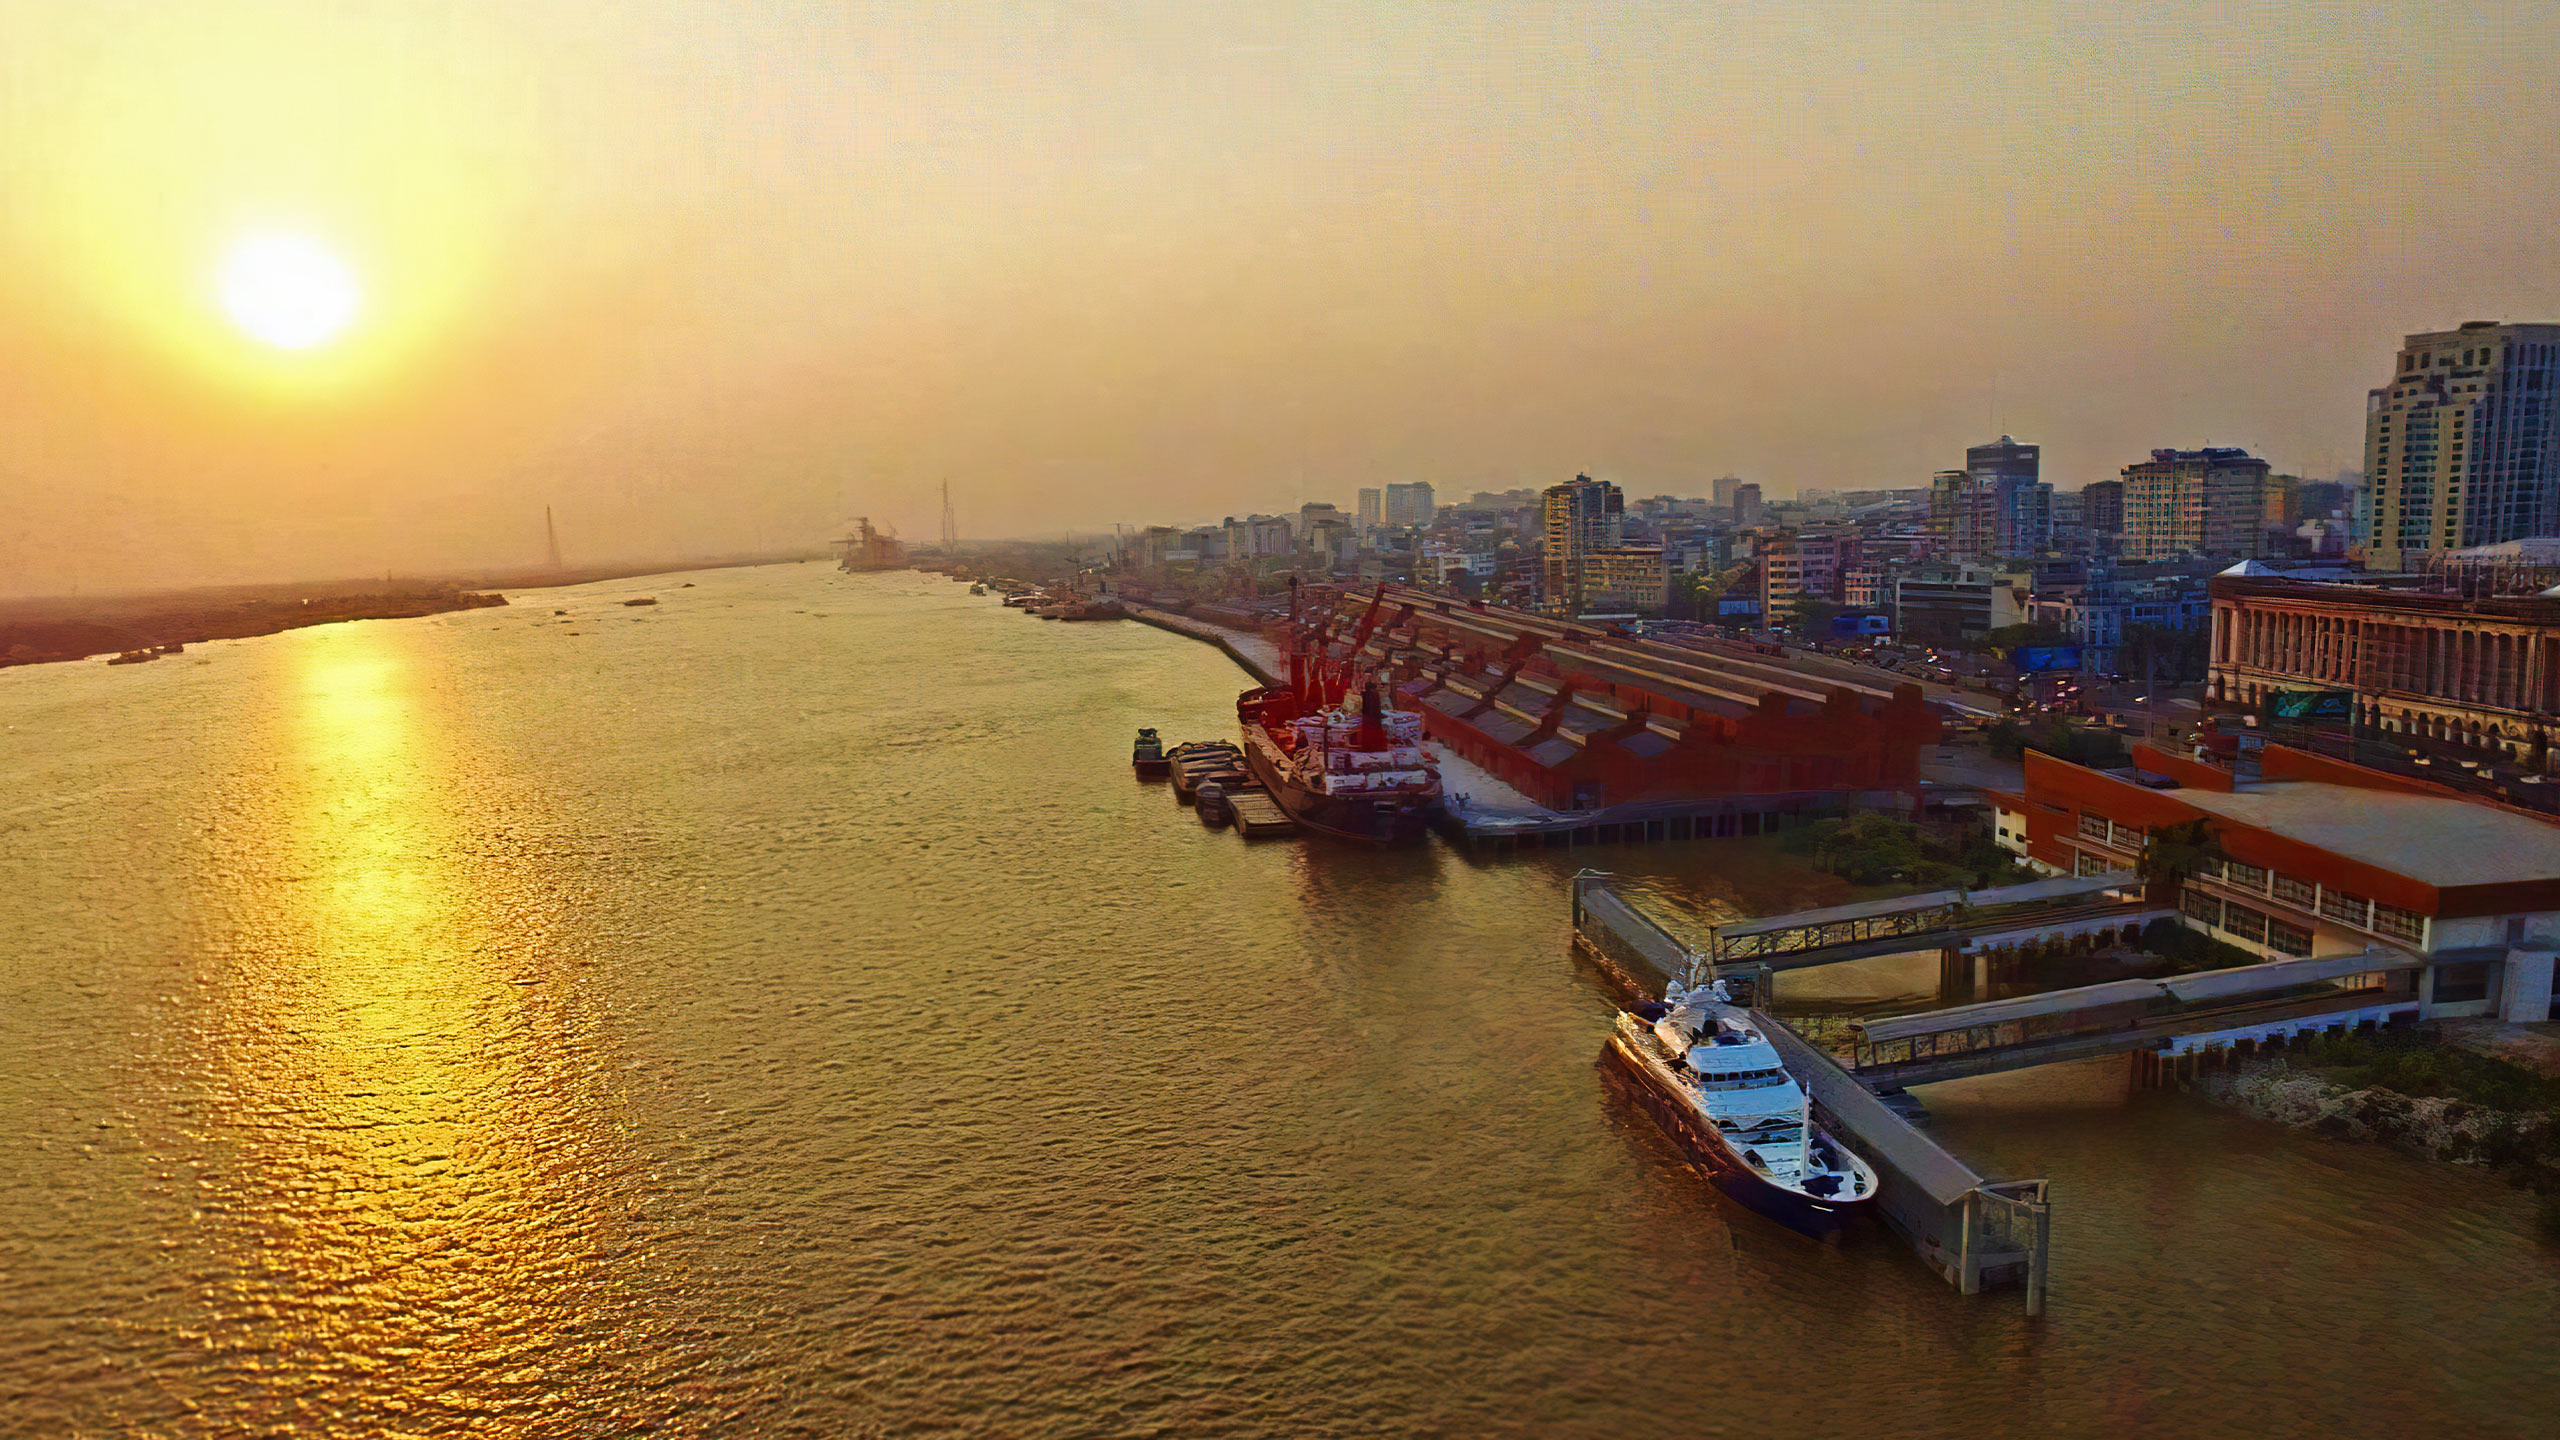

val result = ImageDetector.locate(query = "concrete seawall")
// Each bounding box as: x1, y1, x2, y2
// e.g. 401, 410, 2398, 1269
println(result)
1124, 606, 1283, 687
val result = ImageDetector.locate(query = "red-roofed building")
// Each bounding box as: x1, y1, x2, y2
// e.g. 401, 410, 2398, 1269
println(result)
1990, 743, 2560, 1021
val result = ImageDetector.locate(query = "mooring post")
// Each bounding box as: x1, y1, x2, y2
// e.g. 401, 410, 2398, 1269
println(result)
2026, 1186, 2050, 1318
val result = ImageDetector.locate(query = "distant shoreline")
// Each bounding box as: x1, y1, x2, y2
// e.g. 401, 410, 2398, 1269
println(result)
0, 553, 820, 670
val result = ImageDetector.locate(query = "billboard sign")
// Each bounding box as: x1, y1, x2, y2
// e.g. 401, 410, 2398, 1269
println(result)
2012, 645, 2083, 674
1717, 598, 1761, 616
2269, 689, 2353, 722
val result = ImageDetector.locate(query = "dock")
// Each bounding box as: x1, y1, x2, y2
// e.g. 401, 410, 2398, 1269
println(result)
1122, 597, 1969, 856
1573, 872, 2051, 1309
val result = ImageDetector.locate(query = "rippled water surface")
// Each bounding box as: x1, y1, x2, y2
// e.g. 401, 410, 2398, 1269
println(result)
4, 565, 2555, 1437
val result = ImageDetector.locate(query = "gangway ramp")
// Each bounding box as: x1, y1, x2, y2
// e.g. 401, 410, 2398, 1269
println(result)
1704, 869, 2144, 970
1846, 948, 2426, 1088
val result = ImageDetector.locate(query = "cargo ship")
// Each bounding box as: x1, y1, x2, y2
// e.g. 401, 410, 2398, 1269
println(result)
1238, 682, 1441, 843
833, 517, 906, 573
1233, 581, 1442, 844
1601, 979, 1878, 1239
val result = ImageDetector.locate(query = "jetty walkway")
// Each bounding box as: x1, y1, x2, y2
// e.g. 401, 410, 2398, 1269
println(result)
1575, 871, 2437, 1306
1573, 874, 2051, 1308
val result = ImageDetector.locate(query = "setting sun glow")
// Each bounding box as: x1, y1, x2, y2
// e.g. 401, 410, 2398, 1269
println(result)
218, 232, 361, 351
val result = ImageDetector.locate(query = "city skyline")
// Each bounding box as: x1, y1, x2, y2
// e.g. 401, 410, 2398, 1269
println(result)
3, 4, 2556, 595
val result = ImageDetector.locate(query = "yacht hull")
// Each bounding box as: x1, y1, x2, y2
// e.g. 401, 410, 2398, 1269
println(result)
1601, 1029, 1869, 1241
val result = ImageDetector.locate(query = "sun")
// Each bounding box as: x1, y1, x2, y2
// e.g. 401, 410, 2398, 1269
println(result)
217, 231, 361, 350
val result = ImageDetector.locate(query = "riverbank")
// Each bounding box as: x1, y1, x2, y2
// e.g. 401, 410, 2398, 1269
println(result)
2194, 1028, 2560, 1233
0, 555, 814, 668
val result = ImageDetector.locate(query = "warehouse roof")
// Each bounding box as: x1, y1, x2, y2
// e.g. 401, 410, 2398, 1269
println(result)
2178, 782, 2560, 889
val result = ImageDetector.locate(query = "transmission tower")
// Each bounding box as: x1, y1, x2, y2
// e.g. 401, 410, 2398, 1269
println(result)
940, 479, 958, 549
544, 505, 564, 571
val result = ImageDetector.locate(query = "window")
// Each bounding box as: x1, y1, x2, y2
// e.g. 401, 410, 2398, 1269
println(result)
2267, 919, 2314, 956
2183, 889, 2223, 928
2321, 889, 2371, 928
2373, 903, 2426, 946
2223, 860, 2269, 892
2222, 904, 2269, 945
2273, 875, 2318, 910
2079, 811, 2111, 843
2190, 854, 2224, 880
2431, 961, 2491, 1005
2077, 851, 2109, 878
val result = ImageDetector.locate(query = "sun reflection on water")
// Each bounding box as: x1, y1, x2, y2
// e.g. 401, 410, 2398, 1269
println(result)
177, 624, 633, 1431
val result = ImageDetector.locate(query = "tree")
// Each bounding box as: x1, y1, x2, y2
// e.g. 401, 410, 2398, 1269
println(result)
1788, 597, 1842, 640
2137, 817, 2217, 903
2122, 623, 2209, 685
1981, 621, 2075, 655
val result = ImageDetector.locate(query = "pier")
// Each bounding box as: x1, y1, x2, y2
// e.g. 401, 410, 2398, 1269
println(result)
1575, 868, 2453, 1310
1572, 873, 2052, 1309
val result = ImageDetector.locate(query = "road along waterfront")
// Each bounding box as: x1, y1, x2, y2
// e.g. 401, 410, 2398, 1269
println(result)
2, 564, 2555, 1437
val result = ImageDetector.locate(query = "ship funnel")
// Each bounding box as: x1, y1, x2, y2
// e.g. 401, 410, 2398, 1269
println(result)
1355, 682, 1387, 752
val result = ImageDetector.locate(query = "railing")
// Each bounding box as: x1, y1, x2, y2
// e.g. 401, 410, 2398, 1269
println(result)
1710, 902, 1968, 965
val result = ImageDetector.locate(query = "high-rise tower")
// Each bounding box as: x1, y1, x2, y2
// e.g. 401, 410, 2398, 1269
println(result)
2365, 321, 2560, 570
1541, 474, 1622, 613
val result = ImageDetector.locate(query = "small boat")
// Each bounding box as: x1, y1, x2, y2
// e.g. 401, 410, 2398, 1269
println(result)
623, 597, 657, 607
1600, 978, 1879, 1240
106, 649, 159, 665
1196, 781, 1234, 828
1132, 727, 1171, 777
970, 583, 988, 595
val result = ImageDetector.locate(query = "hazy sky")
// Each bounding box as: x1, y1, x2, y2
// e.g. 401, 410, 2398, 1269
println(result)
3, 1, 2556, 592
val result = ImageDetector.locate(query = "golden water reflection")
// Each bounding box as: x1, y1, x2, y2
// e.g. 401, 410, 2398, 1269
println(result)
186, 624, 632, 1431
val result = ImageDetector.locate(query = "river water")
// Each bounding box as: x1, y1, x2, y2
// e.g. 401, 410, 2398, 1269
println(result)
2, 564, 2553, 1438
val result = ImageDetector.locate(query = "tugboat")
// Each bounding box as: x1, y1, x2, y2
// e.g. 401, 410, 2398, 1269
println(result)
1132, 727, 1170, 777
1601, 977, 1878, 1239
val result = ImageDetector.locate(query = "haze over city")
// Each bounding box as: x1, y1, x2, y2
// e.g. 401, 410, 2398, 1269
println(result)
3, 1, 2556, 594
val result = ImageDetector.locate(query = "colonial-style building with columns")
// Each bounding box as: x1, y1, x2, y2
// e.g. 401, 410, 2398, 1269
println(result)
2208, 571, 2560, 767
